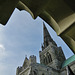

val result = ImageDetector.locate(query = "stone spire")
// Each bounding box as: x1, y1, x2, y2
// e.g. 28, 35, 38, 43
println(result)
42, 22, 57, 50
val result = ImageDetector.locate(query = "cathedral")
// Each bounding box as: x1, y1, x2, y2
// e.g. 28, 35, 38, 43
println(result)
16, 23, 75, 75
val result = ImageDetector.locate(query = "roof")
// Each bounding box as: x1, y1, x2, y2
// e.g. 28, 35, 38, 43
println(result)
62, 55, 75, 68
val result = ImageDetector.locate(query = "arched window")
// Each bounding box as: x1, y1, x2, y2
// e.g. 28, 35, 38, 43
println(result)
48, 54, 52, 63
44, 58, 46, 65
46, 52, 52, 64
33, 71, 37, 75
33, 69, 38, 75
42, 73, 44, 75
43, 55, 46, 65
46, 57, 48, 64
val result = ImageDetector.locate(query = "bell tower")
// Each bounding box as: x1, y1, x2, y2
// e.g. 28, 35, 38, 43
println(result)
39, 22, 66, 69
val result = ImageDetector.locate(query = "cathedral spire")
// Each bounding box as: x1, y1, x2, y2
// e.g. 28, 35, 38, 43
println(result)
42, 22, 57, 50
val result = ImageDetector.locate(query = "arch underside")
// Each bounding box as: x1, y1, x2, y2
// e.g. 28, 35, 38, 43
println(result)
0, 0, 75, 53
17, 0, 75, 53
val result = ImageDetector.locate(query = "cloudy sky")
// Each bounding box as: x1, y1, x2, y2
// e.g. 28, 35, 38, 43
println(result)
0, 8, 74, 75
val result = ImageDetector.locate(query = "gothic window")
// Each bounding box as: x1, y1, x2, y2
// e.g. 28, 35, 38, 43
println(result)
43, 54, 52, 65
48, 54, 52, 63
46, 57, 48, 64
33, 69, 38, 75
33, 71, 37, 75
46, 52, 52, 64
44, 58, 46, 65
42, 73, 44, 75
43, 55, 45, 64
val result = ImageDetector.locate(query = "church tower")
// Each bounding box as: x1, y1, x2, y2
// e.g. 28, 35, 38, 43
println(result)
43, 22, 57, 49
39, 22, 66, 70
16, 22, 75, 75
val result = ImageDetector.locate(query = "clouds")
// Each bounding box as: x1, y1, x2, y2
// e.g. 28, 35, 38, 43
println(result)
0, 44, 5, 50
0, 8, 74, 75
0, 26, 7, 59
0, 44, 7, 60
0, 9, 43, 75
0, 44, 5, 56
0, 44, 8, 75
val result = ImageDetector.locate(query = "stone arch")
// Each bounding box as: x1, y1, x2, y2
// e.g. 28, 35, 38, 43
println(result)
17, 1, 35, 19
